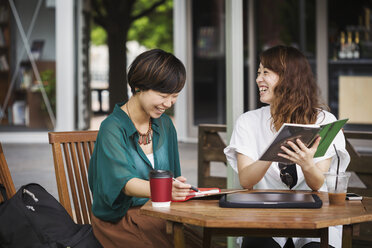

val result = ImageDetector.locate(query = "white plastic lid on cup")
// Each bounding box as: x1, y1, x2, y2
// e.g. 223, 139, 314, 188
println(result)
152, 201, 171, 207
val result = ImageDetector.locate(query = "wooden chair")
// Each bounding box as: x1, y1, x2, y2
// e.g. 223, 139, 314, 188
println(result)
0, 142, 16, 202
48, 131, 98, 224
198, 124, 227, 188
343, 130, 372, 248
344, 130, 372, 197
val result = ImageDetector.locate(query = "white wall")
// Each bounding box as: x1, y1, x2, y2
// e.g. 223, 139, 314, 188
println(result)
173, 0, 190, 142
56, 0, 74, 131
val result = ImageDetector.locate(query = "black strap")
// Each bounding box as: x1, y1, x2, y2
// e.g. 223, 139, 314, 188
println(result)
0, 183, 8, 201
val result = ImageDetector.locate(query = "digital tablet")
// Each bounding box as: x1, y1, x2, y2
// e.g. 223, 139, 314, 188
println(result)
219, 192, 322, 208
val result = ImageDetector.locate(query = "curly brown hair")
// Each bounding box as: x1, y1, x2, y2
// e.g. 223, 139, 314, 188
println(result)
260, 45, 328, 131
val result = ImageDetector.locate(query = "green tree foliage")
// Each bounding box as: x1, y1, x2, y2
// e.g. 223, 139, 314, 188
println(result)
91, 0, 173, 110
91, 0, 173, 51
91, 25, 107, 46
128, 0, 173, 52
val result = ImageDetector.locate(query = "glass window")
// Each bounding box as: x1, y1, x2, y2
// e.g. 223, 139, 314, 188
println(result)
328, 0, 372, 131
329, 0, 372, 60
192, 0, 226, 125
254, 0, 316, 108
0, 0, 56, 130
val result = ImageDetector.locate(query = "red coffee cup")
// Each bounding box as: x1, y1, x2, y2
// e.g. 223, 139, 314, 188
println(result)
149, 170, 173, 207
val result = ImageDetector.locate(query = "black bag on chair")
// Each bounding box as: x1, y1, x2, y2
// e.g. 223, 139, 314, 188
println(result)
0, 183, 102, 248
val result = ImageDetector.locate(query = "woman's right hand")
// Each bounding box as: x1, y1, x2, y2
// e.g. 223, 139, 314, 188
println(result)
171, 176, 192, 201
237, 153, 272, 189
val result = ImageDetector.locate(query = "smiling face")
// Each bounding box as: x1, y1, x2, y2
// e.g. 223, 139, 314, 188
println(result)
256, 63, 280, 105
138, 90, 179, 118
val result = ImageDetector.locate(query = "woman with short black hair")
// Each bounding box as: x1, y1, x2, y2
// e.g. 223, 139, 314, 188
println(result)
89, 49, 200, 248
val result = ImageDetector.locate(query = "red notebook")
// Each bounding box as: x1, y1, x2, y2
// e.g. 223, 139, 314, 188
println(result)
173, 188, 247, 202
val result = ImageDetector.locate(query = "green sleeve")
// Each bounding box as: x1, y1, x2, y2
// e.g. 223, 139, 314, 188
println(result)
89, 119, 136, 215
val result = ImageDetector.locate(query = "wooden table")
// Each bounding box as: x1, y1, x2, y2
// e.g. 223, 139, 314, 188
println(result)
140, 190, 372, 248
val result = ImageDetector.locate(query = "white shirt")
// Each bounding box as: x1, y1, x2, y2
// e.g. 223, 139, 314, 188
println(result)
224, 106, 350, 248
146, 153, 155, 168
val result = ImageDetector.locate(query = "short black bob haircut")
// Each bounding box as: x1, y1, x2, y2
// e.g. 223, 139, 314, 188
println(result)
127, 49, 186, 95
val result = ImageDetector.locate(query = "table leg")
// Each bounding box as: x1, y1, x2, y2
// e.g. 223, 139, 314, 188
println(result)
342, 225, 353, 248
173, 222, 185, 248
320, 228, 329, 248
203, 228, 212, 248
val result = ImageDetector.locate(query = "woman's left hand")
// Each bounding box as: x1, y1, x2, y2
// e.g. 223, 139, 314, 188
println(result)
278, 136, 332, 191
171, 176, 192, 201
278, 136, 321, 170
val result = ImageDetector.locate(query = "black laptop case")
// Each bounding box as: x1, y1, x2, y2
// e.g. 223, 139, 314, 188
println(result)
219, 192, 323, 209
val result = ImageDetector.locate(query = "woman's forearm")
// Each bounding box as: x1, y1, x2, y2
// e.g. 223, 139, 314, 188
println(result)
237, 153, 271, 189
123, 178, 151, 198
301, 164, 325, 190
301, 158, 331, 191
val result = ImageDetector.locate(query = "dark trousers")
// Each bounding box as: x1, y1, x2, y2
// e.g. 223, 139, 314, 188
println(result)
241, 237, 335, 248
302, 242, 335, 248
241, 237, 281, 248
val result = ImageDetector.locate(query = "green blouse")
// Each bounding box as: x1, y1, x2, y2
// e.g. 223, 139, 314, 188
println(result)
88, 103, 181, 222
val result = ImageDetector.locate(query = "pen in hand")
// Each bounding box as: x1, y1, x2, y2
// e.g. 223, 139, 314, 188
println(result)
172, 178, 200, 192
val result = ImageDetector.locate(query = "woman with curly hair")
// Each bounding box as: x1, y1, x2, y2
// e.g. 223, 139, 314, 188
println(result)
224, 45, 349, 248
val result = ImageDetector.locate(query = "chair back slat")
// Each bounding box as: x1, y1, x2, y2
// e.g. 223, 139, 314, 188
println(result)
49, 131, 98, 225
51, 142, 72, 215
82, 142, 91, 171
63, 143, 83, 224
0, 143, 16, 202
71, 142, 90, 224
69, 142, 88, 224
88, 141, 94, 155
79, 142, 93, 215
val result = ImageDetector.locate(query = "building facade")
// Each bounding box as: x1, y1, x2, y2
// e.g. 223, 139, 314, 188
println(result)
175, 0, 372, 143
1, 0, 372, 144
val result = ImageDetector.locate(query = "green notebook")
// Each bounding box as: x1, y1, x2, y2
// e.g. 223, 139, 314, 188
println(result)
259, 118, 348, 164
314, 118, 348, 157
